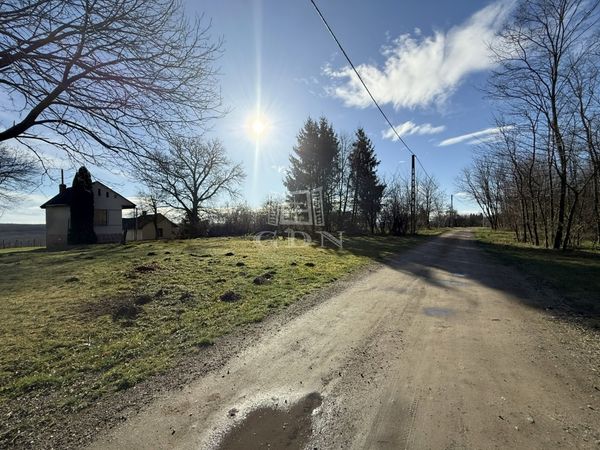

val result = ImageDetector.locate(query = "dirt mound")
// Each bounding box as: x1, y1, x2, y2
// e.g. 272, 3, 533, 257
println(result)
133, 262, 160, 273
220, 291, 241, 302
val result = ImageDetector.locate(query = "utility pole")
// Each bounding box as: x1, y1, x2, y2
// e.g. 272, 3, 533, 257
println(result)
450, 194, 454, 228
411, 154, 416, 234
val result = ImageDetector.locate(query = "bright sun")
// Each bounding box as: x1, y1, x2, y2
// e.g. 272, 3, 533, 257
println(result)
248, 115, 269, 140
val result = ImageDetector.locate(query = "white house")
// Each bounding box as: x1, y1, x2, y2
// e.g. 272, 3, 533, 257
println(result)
122, 212, 179, 241
40, 177, 135, 247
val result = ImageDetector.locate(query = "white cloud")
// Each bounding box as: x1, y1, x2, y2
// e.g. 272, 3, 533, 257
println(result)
438, 126, 512, 146
382, 121, 445, 141
324, 0, 514, 110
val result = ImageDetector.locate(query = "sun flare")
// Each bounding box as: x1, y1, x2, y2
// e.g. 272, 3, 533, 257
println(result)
247, 114, 269, 140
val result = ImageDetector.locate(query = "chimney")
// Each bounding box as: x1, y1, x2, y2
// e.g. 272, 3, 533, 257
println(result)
59, 169, 66, 194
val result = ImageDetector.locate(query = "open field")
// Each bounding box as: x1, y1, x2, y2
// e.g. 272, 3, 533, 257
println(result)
0, 224, 46, 248
474, 228, 600, 325
0, 232, 438, 446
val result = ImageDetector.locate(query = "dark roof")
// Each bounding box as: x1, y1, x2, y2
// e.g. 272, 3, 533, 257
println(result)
40, 187, 73, 208
122, 213, 178, 230
40, 181, 135, 209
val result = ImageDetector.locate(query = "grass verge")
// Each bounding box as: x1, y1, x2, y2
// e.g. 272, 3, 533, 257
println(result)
474, 228, 600, 320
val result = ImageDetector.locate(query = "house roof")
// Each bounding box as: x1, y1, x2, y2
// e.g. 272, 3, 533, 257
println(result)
40, 181, 135, 209
122, 213, 178, 230
40, 188, 73, 208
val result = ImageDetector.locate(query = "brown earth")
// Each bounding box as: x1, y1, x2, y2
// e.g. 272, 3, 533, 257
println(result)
84, 230, 600, 449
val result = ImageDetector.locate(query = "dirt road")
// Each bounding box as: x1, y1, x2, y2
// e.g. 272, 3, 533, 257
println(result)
88, 230, 600, 449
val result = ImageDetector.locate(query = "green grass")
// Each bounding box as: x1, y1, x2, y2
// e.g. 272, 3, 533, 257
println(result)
474, 228, 600, 317
0, 232, 442, 420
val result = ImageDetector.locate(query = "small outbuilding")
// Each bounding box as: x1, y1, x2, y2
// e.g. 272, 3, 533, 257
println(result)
122, 212, 179, 241
40, 176, 135, 247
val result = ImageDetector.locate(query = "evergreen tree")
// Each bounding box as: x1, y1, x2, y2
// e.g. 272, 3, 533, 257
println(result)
349, 128, 385, 233
284, 117, 339, 229
68, 167, 97, 245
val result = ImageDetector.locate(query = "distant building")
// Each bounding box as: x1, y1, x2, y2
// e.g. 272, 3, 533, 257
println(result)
40, 176, 135, 247
122, 212, 179, 241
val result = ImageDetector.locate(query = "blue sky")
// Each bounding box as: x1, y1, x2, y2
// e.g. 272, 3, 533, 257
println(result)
1, 0, 514, 223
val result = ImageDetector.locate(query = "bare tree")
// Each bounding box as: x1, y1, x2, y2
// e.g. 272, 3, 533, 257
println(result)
418, 175, 443, 229
489, 0, 600, 248
568, 50, 600, 244
0, 0, 222, 163
458, 154, 505, 230
380, 174, 410, 235
332, 131, 353, 230
139, 137, 245, 236
0, 145, 40, 213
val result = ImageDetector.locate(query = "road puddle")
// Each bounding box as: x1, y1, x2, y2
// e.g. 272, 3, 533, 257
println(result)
423, 307, 455, 317
215, 392, 322, 450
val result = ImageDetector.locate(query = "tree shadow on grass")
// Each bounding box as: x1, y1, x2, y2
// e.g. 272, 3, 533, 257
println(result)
475, 239, 600, 321
338, 234, 433, 260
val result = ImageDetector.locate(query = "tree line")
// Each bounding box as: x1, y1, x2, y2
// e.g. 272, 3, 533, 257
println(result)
138, 115, 461, 238
204, 117, 453, 237
284, 118, 387, 233
265, 116, 450, 235
460, 0, 600, 250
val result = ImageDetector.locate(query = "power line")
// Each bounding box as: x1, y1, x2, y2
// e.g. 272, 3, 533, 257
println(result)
308, 0, 433, 182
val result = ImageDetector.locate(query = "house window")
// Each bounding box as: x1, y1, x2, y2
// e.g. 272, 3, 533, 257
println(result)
97, 188, 101, 196
106, 191, 109, 198
158, 228, 164, 238
93, 209, 108, 226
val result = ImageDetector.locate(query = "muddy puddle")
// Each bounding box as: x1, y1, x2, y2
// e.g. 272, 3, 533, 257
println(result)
215, 392, 322, 450
423, 307, 455, 317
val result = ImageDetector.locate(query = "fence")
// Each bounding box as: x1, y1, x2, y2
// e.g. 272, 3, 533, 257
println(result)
1, 238, 45, 249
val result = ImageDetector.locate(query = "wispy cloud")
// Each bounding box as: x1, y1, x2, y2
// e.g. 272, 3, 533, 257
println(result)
0, 193, 47, 223
438, 126, 511, 147
382, 121, 445, 141
324, 0, 514, 110
270, 164, 287, 175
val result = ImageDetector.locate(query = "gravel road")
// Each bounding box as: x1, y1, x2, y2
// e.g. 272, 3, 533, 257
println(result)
88, 230, 600, 449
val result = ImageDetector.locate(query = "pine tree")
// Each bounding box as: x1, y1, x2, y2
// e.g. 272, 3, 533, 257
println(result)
284, 117, 339, 229
349, 128, 385, 234
68, 167, 97, 245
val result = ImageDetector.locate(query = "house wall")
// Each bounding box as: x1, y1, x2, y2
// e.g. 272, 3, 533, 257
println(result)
140, 223, 156, 240
125, 229, 137, 242
143, 217, 178, 240
163, 218, 179, 239
125, 217, 178, 241
45, 206, 70, 248
93, 183, 128, 243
